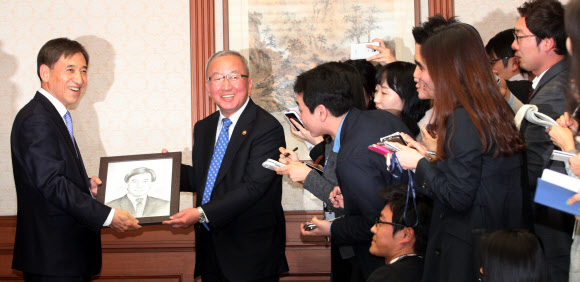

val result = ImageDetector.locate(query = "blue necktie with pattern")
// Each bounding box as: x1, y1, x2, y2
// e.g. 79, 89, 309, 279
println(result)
201, 117, 232, 230
64, 111, 75, 143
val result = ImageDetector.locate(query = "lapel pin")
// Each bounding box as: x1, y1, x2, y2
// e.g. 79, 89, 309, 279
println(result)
242, 130, 247, 135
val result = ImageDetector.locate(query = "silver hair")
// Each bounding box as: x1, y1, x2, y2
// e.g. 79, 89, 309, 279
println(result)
205, 50, 250, 77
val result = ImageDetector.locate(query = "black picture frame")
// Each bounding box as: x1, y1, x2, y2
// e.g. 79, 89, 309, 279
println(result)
97, 152, 181, 224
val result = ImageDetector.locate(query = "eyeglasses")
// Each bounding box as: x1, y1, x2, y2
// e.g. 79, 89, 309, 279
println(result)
489, 56, 514, 65
374, 216, 408, 229
513, 31, 537, 43
207, 74, 248, 84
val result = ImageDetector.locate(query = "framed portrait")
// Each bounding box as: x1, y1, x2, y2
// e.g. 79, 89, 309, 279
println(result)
97, 152, 181, 224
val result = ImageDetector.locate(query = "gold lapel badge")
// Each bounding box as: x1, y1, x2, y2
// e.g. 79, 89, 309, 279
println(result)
242, 130, 247, 135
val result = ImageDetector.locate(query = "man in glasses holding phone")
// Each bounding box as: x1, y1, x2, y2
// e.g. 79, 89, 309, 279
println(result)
367, 186, 432, 282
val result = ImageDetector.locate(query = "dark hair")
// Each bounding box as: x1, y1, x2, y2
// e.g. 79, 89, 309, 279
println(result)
479, 229, 548, 282
566, 0, 580, 87
517, 0, 566, 55
412, 14, 459, 45
344, 59, 377, 110
485, 29, 517, 68
422, 23, 525, 159
379, 185, 432, 256
294, 62, 361, 116
376, 62, 430, 136
37, 38, 89, 81
124, 167, 157, 183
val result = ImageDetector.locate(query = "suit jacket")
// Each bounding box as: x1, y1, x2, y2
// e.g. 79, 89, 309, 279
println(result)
106, 195, 170, 217
367, 256, 424, 282
11, 92, 111, 276
522, 59, 569, 192
181, 99, 288, 281
414, 107, 525, 282
331, 108, 412, 279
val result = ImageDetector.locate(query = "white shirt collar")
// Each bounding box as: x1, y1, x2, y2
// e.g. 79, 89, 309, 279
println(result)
532, 68, 550, 90
218, 96, 250, 125
215, 97, 250, 145
38, 88, 68, 120
389, 253, 419, 264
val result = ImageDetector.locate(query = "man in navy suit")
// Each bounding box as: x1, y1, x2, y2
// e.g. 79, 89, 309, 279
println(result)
295, 62, 411, 280
163, 50, 288, 281
11, 38, 141, 281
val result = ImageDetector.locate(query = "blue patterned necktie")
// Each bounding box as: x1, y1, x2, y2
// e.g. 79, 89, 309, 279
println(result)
64, 111, 75, 143
201, 118, 232, 230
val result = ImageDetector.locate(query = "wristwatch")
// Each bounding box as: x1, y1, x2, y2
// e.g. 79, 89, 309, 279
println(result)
197, 207, 207, 223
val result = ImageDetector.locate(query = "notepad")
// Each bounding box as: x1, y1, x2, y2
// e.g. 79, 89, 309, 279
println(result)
534, 169, 580, 216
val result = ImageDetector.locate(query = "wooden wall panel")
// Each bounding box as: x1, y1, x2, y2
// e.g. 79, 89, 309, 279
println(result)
429, 0, 455, 18
0, 212, 330, 281
190, 0, 217, 126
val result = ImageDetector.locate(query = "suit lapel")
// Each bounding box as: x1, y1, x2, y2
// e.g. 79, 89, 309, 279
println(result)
121, 196, 136, 214
213, 100, 255, 187
34, 93, 86, 180
529, 59, 567, 102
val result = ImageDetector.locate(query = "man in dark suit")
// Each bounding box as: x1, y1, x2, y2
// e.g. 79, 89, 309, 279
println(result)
106, 167, 170, 217
10, 38, 141, 281
367, 186, 432, 282
508, 1, 573, 281
295, 62, 411, 280
163, 50, 288, 281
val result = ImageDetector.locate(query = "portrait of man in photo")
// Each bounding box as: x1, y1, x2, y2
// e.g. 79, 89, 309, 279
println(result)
106, 167, 170, 218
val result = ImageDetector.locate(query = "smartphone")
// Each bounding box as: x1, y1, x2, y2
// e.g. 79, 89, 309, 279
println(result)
350, 42, 380, 60
379, 141, 401, 152
305, 162, 324, 175
262, 158, 285, 170
380, 132, 408, 146
284, 110, 305, 131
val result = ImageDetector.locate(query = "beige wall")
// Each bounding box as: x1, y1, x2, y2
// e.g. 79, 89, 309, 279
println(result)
456, 0, 569, 45
0, 1, 192, 215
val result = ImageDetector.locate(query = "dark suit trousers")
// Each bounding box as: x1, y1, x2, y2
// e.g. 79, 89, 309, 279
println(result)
23, 273, 90, 282
198, 228, 279, 282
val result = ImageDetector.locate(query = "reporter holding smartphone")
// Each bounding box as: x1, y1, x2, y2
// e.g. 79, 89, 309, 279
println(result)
392, 23, 527, 282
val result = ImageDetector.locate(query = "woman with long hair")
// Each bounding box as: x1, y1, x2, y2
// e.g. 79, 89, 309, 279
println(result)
374, 61, 430, 137
393, 23, 527, 281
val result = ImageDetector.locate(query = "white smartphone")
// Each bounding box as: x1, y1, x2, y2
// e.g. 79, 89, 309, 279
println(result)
284, 110, 305, 131
350, 42, 380, 60
262, 158, 285, 170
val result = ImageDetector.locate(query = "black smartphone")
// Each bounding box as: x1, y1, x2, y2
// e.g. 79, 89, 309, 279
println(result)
284, 110, 304, 131
305, 162, 323, 175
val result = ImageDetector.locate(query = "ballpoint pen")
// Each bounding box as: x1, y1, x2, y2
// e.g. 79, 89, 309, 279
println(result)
282, 147, 298, 159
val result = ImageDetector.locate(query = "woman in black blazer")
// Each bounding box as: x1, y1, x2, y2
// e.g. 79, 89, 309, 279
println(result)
393, 23, 527, 282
